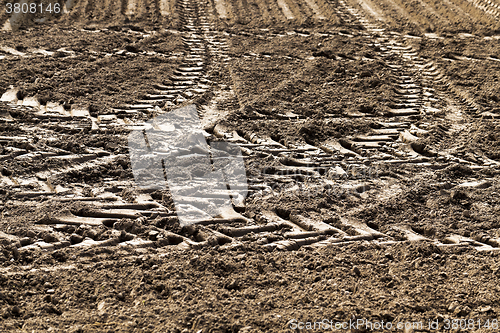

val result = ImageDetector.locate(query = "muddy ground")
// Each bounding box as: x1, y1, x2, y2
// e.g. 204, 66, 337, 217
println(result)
1, 0, 500, 331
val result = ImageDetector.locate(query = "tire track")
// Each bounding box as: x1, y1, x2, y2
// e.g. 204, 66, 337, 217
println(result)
0, 98, 174, 253
231, 0, 245, 23
317, 0, 500, 246
213, 0, 230, 20
276, 0, 295, 20
123, 0, 211, 110
310, 0, 341, 23
293, 0, 315, 20
464, 0, 500, 18
210, 121, 500, 251
0, 0, 214, 253
88, 0, 116, 22
201, 0, 500, 252
247, 0, 273, 24
62, 0, 77, 14
0, 0, 251, 254
303, 0, 327, 19
158, 0, 170, 16
130, 0, 149, 21
240, 0, 267, 25
264, 0, 288, 23
84, 0, 96, 19
414, 0, 453, 28
2, 0, 499, 255
0, 0, 390, 254
124, 0, 138, 18
284, 0, 308, 22
67, 0, 87, 22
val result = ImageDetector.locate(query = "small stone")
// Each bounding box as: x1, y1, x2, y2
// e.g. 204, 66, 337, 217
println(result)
460, 180, 492, 189
69, 234, 84, 244
440, 189, 449, 196
0, 167, 12, 177
125, 45, 140, 53
42, 304, 61, 315
98, 300, 106, 312
453, 306, 463, 316
224, 279, 240, 290
53, 224, 75, 233
380, 275, 392, 282
459, 306, 471, 316
352, 266, 361, 276
10, 247, 19, 259
448, 301, 459, 312
46, 289, 55, 294
463, 210, 471, 218
451, 189, 468, 201
11, 306, 20, 316
479, 306, 492, 313
70, 325, 84, 333
19, 237, 33, 246
148, 230, 159, 241
183, 292, 192, 302
43, 234, 58, 243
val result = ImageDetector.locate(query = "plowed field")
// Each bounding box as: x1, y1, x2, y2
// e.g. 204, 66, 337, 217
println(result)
1, 0, 500, 331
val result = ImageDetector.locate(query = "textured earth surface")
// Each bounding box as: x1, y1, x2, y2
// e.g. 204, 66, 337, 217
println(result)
1, 0, 500, 331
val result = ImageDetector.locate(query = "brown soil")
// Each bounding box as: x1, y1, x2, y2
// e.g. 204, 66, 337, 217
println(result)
1, 0, 500, 332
